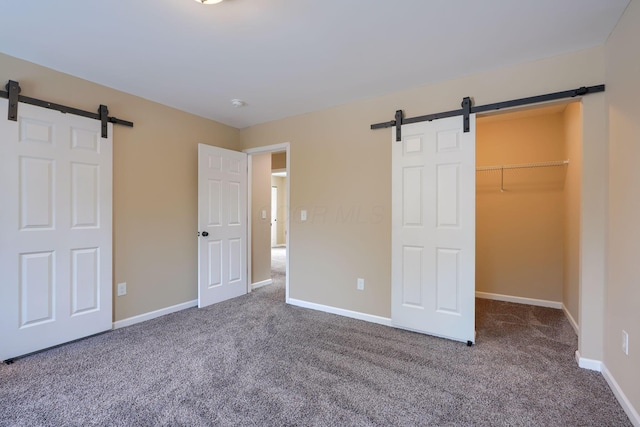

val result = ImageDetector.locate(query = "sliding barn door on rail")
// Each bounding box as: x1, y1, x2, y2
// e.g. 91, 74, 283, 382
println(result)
391, 115, 476, 343
0, 101, 113, 361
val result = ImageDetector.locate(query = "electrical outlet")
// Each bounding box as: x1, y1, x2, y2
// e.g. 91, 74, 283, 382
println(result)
622, 330, 629, 355
117, 282, 127, 297
357, 278, 364, 291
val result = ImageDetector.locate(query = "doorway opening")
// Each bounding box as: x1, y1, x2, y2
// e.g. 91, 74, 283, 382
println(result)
245, 143, 290, 302
475, 101, 582, 337
270, 158, 287, 299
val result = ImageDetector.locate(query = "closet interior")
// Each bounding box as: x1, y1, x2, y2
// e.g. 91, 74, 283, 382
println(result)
475, 102, 582, 331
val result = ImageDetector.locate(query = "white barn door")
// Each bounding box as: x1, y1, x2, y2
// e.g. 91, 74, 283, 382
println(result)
391, 115, 476, 343
0, 101, 113, 361
198, 144, 247, 308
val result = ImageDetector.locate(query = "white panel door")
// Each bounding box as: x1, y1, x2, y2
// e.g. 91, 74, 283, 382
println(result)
198, 144, 247, 308
391, 115, 476, 343
0, 101, 112, 361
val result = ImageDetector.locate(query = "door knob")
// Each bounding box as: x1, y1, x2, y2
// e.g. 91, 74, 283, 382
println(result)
202, 231, 209, 237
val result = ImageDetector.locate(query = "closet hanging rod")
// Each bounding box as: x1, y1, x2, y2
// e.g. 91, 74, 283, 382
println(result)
476, 160, 569, 172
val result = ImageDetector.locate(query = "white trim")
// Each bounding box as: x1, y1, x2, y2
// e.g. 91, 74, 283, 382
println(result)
244, 142, 291, 303
112, 300, 197, 330
284, 145, 290, 303
562, 304, 579, 335
252, 279, 273, 290
602, 364, 640, 427
243, 143, 290, 155
288, 298, 392, 327
575, 350, 603, 371
246, 154, 253, 292
475, 291, 562, 309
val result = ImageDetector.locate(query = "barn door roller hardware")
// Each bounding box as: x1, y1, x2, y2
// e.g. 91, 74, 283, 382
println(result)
1, 80, 134, 138
371, 84, 605, 141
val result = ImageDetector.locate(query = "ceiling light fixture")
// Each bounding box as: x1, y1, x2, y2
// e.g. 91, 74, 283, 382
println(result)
195, 0, 223, 4
231, 99, 247, 108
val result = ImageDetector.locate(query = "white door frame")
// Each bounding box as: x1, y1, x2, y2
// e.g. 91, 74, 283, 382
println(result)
271, 186, 278, 247
244, 142, 291, 302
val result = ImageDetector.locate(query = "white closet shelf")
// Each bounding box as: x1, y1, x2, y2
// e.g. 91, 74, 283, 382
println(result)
476, 160, 569, 172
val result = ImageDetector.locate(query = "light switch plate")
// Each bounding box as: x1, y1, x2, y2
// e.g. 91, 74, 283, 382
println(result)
117, 282, 127, 297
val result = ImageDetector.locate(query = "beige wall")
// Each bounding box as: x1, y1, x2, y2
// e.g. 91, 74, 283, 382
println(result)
251, 152, 272, 284
240, 46, 607, 323
605, 0, 640, 414
476, 111, 566, 302
272, 152, 286, 170
270, 175, 287, 245
0, 53, 241, 322
563, 102, 582, 327
578, 91, 608, 362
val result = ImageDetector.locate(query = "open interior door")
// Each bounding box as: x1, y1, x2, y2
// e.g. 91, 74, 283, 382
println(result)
198, 144, 248, 308
391, 115, 476, 343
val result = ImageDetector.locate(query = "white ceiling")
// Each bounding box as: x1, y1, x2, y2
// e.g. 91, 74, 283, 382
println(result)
0, 0, 629, 129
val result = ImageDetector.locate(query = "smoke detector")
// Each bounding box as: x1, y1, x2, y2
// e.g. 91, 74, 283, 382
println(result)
230, 99, 246, 108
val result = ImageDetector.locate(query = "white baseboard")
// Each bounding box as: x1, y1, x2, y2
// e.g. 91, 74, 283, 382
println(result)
476, 291, 562, 309
288, 298, 392, 327
562, 304, 579, 335
575, 350, 603, 372
113, 299, 197, 330
251, 279, 273, 290
602, 364, 640, 427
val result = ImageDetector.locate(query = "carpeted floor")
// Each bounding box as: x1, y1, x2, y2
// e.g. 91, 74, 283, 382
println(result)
0, 247, 631, 426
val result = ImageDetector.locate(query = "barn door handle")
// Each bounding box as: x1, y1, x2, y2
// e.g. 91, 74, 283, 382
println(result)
201, 231, 209, 237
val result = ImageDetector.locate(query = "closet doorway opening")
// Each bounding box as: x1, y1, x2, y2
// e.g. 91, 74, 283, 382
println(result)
475, 101, 582, 336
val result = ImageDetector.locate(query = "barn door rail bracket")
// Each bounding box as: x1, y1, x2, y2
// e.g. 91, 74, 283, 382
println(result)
1, 80, 134, 138
371, 84, 605, 141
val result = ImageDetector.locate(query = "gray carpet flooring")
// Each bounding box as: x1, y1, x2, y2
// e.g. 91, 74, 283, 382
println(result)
0, 247, 631, 426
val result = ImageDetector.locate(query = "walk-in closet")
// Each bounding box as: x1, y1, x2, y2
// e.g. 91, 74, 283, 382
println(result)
475, 102, 582, 330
